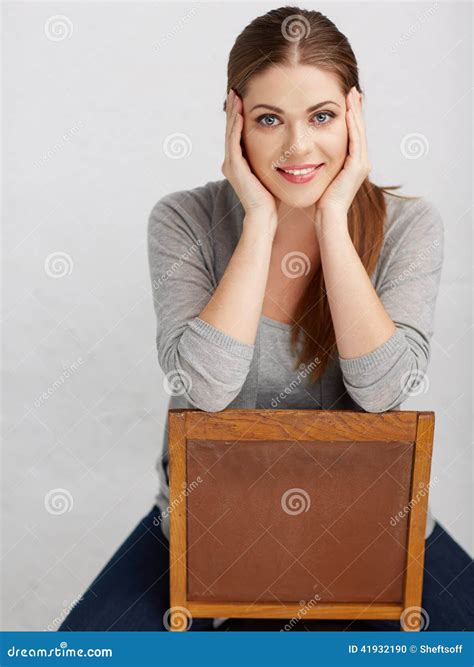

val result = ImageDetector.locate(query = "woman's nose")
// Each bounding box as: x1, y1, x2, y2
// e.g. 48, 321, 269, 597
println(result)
284, 124, 315, 156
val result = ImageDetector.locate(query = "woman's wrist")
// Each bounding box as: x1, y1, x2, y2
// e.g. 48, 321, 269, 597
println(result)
243, 209, 278, 242
314, 207, 349, 239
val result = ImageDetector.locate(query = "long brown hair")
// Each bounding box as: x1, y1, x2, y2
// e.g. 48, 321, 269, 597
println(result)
223, 5, 420, 382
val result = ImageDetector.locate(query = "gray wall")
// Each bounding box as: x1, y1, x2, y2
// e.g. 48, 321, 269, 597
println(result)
2, 1, 472, 630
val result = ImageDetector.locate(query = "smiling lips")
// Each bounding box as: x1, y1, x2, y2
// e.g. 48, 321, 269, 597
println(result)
276, 163, 324, 184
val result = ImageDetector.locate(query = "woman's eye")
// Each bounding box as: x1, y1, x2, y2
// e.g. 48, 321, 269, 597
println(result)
313, 111, 334, 125
257, 114, 281, 127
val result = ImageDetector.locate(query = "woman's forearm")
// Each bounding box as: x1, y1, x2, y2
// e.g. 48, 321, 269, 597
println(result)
198, 213, 276, 346
316, 210, 396, 359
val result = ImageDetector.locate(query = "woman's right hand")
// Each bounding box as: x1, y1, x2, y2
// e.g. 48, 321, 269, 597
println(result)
222, 89, 278, 227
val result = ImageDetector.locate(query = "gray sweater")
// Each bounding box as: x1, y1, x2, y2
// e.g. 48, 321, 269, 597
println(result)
147, 178, 444, 543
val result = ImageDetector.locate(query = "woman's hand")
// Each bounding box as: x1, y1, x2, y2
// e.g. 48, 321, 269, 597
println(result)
222, 89, 278, 227
315, 86, 372, 218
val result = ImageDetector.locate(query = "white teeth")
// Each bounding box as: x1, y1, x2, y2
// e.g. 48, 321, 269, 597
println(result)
282, 166, 318, 175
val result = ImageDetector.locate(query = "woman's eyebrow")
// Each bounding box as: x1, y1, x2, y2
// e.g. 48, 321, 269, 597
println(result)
250, 101, 341, 113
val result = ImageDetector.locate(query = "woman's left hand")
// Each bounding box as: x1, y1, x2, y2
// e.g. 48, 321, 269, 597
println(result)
315, 86, 372, 219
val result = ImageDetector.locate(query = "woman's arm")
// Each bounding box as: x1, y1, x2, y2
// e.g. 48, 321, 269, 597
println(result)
197, 213, 276, 346
148, 190, 275, 413
316, 198, 444, 413
316, 209, 396, 360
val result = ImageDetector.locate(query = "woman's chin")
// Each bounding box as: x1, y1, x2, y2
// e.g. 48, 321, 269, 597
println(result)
257, 171, 324, 209
273, 188, 322, 210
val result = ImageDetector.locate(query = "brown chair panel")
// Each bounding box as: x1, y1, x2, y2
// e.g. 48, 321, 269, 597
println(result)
186, 439, 414, 604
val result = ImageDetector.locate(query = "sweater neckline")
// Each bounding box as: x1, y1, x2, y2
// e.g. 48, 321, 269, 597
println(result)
260, 314, 293, 331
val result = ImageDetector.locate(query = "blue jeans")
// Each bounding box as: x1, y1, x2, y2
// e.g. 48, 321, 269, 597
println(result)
58, 504, 474, 632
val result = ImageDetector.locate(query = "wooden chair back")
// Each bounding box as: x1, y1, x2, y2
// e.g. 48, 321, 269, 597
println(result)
168, 409, 435, 631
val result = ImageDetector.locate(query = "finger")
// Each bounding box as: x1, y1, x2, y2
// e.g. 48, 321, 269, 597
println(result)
225, 91, 238, 159
347, 108, 361, 159
348, 89, 362, 129
350, 91, 361, 127
350, 91, 369, 160
229, 109, 244, 164
225, 91, 235, 139
228, 93, 244, 150
351, 88, 364, 136
346, 87, 362, 159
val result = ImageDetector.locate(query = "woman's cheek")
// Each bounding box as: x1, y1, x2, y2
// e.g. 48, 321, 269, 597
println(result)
322, 129, 349, 165
242, 122, 259, 160
243, 133, 268, 171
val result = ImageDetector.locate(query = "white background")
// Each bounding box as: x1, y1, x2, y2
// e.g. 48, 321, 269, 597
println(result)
2, 1, 472, 630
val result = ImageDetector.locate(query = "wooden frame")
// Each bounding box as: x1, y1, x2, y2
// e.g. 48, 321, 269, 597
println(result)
168, 409, 435, 632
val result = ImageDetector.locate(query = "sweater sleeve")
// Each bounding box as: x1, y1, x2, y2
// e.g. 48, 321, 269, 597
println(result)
147, 188, 255, 412
338, 197, 445, 413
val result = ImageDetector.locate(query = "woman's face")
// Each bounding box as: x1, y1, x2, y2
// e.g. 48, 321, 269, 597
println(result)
241, 65, 349, 210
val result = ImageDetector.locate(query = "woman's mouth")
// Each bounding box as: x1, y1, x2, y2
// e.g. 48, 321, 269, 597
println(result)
276, 163, 324, 184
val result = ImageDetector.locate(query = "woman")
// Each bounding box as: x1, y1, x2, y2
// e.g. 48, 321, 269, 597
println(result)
58, 6, 473, 632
